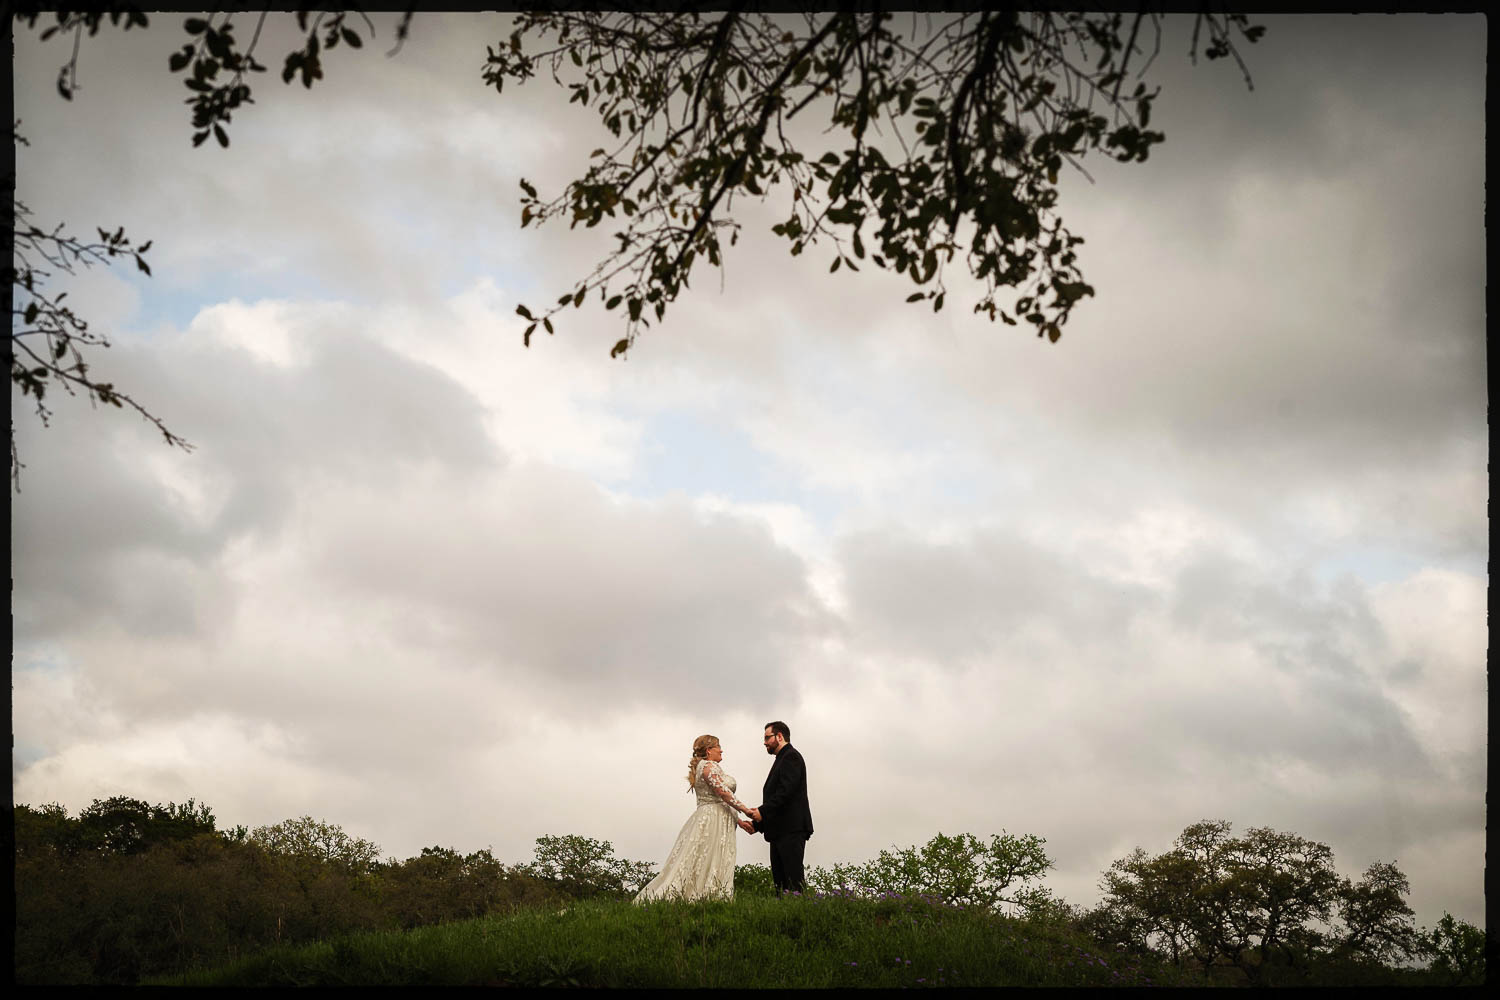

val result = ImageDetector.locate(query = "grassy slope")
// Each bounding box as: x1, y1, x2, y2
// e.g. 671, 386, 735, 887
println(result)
152, 893, 1187, 988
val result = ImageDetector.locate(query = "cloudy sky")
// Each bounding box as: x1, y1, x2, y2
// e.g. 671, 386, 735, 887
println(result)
11, 13, 1486, 929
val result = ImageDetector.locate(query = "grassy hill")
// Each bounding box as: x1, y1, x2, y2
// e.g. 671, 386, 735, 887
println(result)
149, 891, 1185, 988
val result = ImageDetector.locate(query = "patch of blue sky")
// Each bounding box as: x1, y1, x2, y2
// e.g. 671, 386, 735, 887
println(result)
14, 742, 50, 775
779, 337, 1021, 517
1311, 546, 1486, 587
126, 267, 343, 335
341, 184, 544, 300
624, 410, 842, 535
12, 652, 68, 770
14, 645, 71, 675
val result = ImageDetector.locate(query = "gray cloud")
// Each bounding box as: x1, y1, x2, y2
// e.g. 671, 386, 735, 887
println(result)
12, 302, 502, 642
838, 527, 1154, 664
303, 464, 834, 716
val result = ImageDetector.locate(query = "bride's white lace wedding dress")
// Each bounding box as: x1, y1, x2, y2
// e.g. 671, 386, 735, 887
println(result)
634, 759, 747, 903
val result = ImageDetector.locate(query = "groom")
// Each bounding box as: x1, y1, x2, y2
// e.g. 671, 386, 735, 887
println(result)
742, 720, 813, 895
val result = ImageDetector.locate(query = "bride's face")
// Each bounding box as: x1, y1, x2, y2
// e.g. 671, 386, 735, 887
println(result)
706, 743, 723, 762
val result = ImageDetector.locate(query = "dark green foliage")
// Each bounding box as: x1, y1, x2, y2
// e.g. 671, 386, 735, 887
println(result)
487, 11, 1265, 355
523, 833, 657, 899
17, 797, 219, 857
805, 830, 1055, 914
379, 846, 556, 929
13, 798, 641, 985
733, 862, 776, 898
9, 9, 1266, 484
1331, 859, 1423, 966
249, 815, 383, 875
9, 9, 1267, 398
1423, 912, 1488, 986
1087, 819, 1436, 986
15, 798, 1473, 987
14, 806, 386, 985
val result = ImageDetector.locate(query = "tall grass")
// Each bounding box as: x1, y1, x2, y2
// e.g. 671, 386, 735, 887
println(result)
152, 891, 1186, 988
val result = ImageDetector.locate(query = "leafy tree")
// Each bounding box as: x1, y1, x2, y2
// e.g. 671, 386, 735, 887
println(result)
1013, 892, 1086, 928
14, 801, 80, 857
1233, 826, 1343, 975
1094, 844, 1200, 965
249, 815, 383, 876
74, 796, 160, 855
1076, 883, 1165, 961
55, 795, 220, 856
1094, 820, 1424, 984
8, 7, 1265, 482
812, 830, 1054, 914
1423, 912, 1487, 986
1166, 819, 1259, 974
1332, 860, 1423, 966
525, 833, 657, 899
379, 845, 558, 928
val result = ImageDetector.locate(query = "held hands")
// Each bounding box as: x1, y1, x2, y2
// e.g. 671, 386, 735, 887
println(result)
737, 819, 755, 833
747, 807, 762, 823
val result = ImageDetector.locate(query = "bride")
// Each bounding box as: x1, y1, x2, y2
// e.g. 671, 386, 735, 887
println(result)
635, 734, 756, 903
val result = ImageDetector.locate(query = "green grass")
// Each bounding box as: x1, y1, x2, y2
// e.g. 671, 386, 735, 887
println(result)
148, 891, 1187, 988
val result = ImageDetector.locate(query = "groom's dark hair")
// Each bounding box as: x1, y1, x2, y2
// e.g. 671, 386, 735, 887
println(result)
765, 720, 790, 742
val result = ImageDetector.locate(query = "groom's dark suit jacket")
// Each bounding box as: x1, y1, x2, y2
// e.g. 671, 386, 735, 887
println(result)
753, 743, 813, 842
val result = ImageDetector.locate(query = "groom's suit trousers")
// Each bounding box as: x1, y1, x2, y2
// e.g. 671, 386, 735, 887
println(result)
769, 835, 806, 894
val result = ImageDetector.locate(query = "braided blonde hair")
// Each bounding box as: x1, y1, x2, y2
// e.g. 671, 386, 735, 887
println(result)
686, 734, 719, 788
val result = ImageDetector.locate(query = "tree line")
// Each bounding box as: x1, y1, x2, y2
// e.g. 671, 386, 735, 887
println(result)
13, 795, 1486, 986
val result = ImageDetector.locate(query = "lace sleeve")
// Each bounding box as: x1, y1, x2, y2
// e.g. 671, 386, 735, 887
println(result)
700, 761, 749, 814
